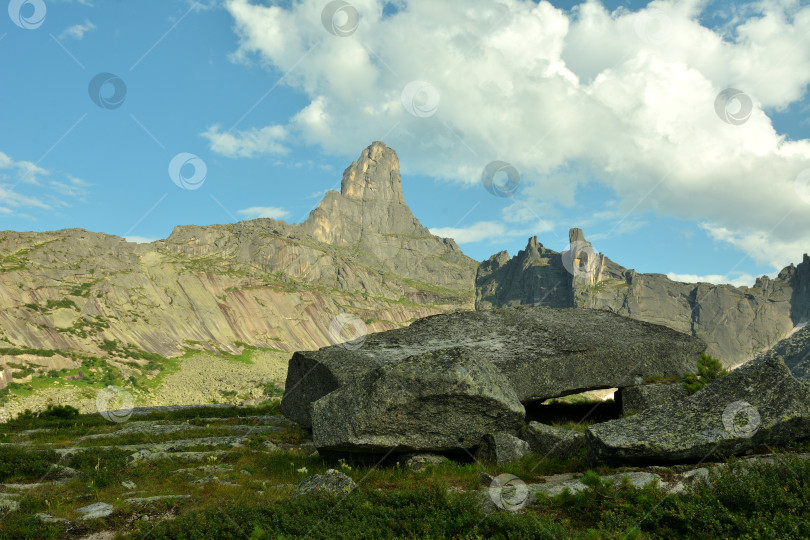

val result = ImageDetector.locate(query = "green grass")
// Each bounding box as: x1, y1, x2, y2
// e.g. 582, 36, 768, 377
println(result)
127, 453, 810, 540
0, 402, 808, 539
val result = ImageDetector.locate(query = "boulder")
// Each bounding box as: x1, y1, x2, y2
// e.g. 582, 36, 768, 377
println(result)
619, 382, 689, 416
475, 432, 531, 465
78, 501, 114, 520
522, 422, 585, 459
586, 357, 810, 466
402, 453, 449, 472
282, 305, 704, 428
293, 469, 356, 497
311, 347, 525, 457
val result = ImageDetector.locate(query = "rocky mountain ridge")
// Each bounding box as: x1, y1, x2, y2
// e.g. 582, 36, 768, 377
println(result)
0, 142, 477, 394
476, 228, 810, 367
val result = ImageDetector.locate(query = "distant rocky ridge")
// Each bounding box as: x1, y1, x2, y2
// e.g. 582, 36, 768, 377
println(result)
0, 142, 476, 390
476, 228, 810, 367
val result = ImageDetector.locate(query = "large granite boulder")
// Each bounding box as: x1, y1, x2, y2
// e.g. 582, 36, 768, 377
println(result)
522, 422, 585, 459
586, 357, 810, 466
619, 382, 689, 416
476, 233, 810, 368
754, 324, 810, 384
311, 347, 525, 457
282, 305, 705, 428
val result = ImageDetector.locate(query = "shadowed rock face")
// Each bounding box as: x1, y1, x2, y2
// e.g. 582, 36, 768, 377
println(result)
586, 357, 810, 466
311, 347, 526, 456
477, 231, 810, 368
281, 305, 705, 428
0, 142, 477, 377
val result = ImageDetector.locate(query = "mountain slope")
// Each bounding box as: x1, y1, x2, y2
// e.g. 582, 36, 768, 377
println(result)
0, 142, 477, 405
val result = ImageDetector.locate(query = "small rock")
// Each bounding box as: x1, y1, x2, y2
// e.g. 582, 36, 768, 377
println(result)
36, 512, 71, 524
0, 499, 20, 512
475, 432, 530, 465
522, 422, 585, 459
47, 464, 81, 480
77, 501, 114, 520
294, 469, 356, 497
402, 453, 449, 472
121, 480, 137, 490
479, 472, 496, 485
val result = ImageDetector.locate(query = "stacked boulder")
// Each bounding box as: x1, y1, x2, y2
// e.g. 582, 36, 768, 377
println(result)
281, 305, 705, 462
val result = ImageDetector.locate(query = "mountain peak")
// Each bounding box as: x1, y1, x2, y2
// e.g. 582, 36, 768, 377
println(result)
340, 141, 404, 204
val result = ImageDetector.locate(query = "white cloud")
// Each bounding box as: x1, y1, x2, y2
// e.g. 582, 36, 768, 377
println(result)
666, 272, 760, 288
220, 0, 810, 270
236, 206, 290, 220
201, 124, 288, 158
430, 218, 552, 245
59, 20, 96, 40
0, 152, 89, 215
125, 236, 158, 244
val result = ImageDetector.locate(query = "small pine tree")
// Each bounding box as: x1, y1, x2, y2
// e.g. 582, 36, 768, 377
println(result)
682, 353, 728, 394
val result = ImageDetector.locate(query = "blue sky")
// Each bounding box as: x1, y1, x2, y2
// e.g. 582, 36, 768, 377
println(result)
1, 0, 809, 287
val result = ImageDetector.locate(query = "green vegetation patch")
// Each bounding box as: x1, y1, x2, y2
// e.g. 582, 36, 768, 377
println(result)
683, 353, 728, 394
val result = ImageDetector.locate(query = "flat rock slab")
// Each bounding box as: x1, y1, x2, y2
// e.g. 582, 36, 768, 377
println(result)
78, 502, 114, 520
312, 347, 525, 456
57, 436, 247, 458
125, 495, 192, 505
586, 357, 810, 466
283, 305, 704, 428
480, 471, 662, 513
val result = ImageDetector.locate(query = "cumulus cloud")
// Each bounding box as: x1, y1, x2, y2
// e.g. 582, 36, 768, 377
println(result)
666, 271, 759, 288
236, 206, 290, 220
219, 0, 810, 269
201, 124, 288, 158
430, 218, 552, 245
59, 20, 96, 40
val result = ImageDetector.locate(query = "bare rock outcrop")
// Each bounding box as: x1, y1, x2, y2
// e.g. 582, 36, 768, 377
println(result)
476, 230, 810, 368
586, 357, 810, 466
281, 305, 705, 428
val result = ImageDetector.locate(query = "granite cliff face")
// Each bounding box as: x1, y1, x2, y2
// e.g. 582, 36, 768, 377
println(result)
477, 229, 810, 367
0, 142, 477, 390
